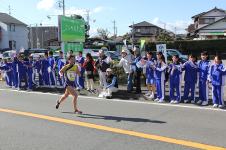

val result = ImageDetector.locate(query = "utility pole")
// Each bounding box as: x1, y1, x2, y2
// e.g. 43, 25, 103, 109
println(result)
86, 10, 90, 36
132, 21, 135, 47
174, 27, 177, 40
8, 5, 11, 15
113, 20, 116, 39
62, 0, 65, 16
58, 0, 65, 16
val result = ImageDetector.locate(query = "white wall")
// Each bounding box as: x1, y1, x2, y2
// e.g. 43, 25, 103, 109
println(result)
0, 22, 9, 49
0, 21, 28, 50
7, 25, 28, 50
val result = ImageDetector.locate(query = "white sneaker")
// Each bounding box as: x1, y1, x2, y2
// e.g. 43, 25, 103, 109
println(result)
148, 94, 154, 99
184, 100, 189, 103
158, 99, 165, 103
173, 101, 179, 104
154, 98, 159, 102
201, 101, 208, 106
197, 100, 202, 105
170, 100, 175, 104
191, 100, 195, 104
213, 104, 218, 108
98, 94, 104, 98
218, 105, 225, 109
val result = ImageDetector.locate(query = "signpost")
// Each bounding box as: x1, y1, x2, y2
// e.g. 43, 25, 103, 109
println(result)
156, 44, 167, 64
58, 15, 85, 57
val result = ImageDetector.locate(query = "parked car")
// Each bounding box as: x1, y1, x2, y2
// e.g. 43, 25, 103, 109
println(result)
24, 49, 48, 57
166, 49, 188, 63
3, 50, 17, 59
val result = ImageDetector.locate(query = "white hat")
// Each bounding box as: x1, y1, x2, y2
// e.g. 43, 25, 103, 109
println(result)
99, 49, 104, 54
106, 68, 112, 72
121, 49, 128, 54
121, 46, 128, 54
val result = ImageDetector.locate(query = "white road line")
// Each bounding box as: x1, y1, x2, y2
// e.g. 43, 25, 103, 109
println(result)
0, 88, 226, 112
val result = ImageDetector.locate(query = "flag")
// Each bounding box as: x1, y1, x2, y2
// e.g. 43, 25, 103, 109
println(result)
140, 40, 145, 50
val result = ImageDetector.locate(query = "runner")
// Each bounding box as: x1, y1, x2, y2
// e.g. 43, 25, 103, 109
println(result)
56, 55, 82, 114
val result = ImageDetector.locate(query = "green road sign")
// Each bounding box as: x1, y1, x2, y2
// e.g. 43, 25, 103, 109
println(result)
60, 16, 85, 42
64, 42, 83, 54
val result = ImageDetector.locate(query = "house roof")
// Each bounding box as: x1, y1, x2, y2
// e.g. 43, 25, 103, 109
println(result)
196, 17, 226, 31
0, 13, 27, 26
192, 7, 226, 19
129, 21, 159, 28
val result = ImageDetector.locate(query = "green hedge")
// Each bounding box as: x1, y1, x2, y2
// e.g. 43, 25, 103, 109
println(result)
146, 39, 226, 59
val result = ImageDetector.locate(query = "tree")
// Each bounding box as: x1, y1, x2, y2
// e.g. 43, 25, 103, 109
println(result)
97, 28, 110, 40
157, 32, 174, 42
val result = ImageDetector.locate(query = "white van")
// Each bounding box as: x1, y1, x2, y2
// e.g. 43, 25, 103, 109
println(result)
3, 50, 17, 59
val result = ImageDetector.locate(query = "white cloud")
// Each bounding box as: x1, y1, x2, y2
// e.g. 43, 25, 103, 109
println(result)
37, 0, 55, 10
151, 17, 192, 34
53, 6, 105, 17
93, 6, 104, 13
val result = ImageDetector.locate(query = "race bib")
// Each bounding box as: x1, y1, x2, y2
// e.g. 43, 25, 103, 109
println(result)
67, 71, 76, 81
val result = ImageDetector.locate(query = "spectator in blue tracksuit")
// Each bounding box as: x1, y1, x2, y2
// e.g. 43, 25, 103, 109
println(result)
57, 51, 65, 86
12, 56, 19, 88
75, 51, 85, 89
154, 52, 167, 103
131, 47, 142, 94
0, 59, 13, 87
24, 56, 34, 90
19, 56, 28, 89
168, 55, 182, 104
48, 51, 56, 86
208, 55, 226, 109
34, 56, 43, 86
143, 51, 156, 99
197, 51, 211, 106
42, 52, 50, 86
182, 54, 198, 104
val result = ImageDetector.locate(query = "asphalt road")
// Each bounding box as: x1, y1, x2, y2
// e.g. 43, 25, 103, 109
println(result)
0, 87, 226, 150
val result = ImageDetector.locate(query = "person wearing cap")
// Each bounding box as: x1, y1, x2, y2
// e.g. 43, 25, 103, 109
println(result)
94, 48, 111, 89
115, 47, 133, 92
98, 68, 118, 99
131, 47, 142, 94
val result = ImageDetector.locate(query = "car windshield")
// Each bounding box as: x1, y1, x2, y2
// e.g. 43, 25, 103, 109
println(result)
167, 50, 182, 56
3, 53, 10, 58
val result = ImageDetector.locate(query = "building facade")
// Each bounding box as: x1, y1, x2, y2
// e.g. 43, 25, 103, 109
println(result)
0, 13, 28, 51
129, 21, 174, 43
28, 26, 58, 49
187, 7, 226, 39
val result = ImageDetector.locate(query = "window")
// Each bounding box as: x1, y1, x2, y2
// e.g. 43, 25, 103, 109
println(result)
199, 18, 215, 24
204, 18, 215, 24
9, 40, 16, 49
9, 24, 15, 32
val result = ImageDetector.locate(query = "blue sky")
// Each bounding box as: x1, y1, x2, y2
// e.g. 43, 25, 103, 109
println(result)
0, 0, 226, 36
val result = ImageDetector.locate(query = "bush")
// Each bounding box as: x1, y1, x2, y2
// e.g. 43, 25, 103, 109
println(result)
146, 39, 226, 59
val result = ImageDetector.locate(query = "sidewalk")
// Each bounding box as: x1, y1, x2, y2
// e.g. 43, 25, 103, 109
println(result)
1, 81, 225, 104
